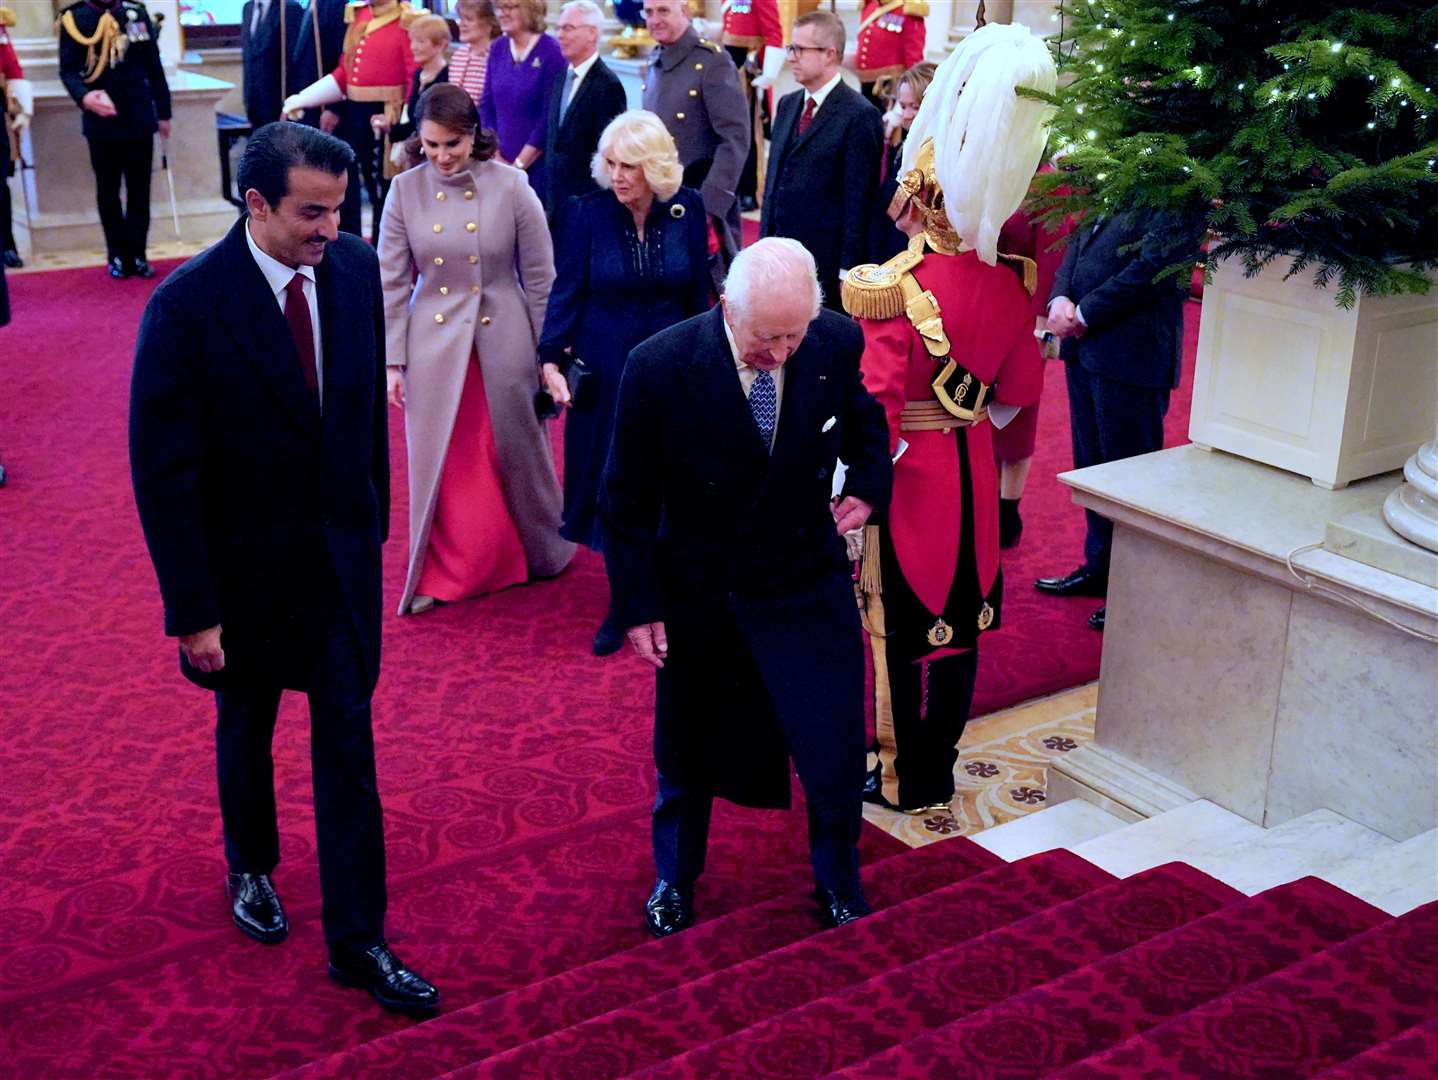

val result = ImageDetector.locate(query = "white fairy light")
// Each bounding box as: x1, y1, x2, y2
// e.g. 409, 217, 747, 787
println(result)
1331, 42, 1343, 53
1391, 77, 1401, 87
1086, 129, 1098, 140
1367, 121, 1376, 129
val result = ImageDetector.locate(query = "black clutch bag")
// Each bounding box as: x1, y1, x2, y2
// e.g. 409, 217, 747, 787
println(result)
534, 357, 596, 419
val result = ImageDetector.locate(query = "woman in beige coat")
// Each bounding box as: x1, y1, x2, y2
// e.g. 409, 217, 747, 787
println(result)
380, 82, 574, 615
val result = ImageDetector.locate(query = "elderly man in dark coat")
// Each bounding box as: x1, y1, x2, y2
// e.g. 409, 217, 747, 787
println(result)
602, 237, 893, 937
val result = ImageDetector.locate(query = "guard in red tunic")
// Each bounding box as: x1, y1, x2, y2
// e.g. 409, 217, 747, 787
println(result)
283, 0, 417, 240
1, 7, 34, 268
842, 24, 1056, 813
720, 0, 784, 211
853, 0, 926, 108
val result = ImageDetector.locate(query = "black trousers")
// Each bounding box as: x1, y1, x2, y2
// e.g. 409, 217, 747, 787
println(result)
1, 152, 16, 252
871, 647, 979, 809
86, 135, 153, 263
652, 573, 866, 895
335, 100, 387, 244
1065, 361, 1170, 578
214, 601, 387, 955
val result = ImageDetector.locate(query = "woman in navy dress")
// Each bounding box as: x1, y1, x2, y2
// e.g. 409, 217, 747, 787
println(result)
540, 109, 711, 652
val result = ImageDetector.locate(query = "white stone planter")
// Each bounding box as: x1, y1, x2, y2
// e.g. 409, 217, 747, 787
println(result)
1189, 257, 1438, 489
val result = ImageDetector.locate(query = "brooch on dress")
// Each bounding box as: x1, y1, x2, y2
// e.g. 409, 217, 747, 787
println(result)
670, 203, 686, 219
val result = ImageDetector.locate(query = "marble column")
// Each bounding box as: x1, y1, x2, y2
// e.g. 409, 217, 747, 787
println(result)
1384, 424, 1438, 553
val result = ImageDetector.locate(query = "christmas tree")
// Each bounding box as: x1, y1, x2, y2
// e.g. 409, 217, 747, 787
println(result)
1030, 0, 1438, 306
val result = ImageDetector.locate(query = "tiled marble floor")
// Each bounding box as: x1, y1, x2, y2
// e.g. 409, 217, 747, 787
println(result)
865, 683, 1098, 848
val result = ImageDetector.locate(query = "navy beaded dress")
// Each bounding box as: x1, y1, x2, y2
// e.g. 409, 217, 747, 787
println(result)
539, 186, 711, 550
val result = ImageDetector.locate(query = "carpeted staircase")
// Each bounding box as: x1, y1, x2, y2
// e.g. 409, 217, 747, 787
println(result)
276, 840, 1438, 1080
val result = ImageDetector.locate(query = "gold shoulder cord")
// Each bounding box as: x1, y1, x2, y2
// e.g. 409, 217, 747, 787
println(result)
60, 9, 126, 84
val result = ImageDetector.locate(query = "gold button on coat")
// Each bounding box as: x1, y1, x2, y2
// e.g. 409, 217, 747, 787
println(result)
694, 62, 703, 70
434, 256, 444, 265
468, 255, 479, 264
688, 89, 698, 97
464, 190, 474, 199
466, 222, 477, 232
434, 314, 445, 324
470, 285, 480, 293
439, 286, 449, 295
676, 111, 686, 120
433, 224, 442, 233
436, 192, 446, 201
480, 316, 492, 325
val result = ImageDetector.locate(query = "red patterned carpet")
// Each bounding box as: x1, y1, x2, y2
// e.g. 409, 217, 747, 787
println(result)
0, 262, 1212, 1077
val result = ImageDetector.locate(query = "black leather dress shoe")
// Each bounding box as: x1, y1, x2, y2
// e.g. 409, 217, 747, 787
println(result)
644, 879, 693, 937
1088, 606, 1106, 631
329, 941, 440, 1016
226, 872, 288, 944
2, 249, 22, 269
591, 613, 624, 657
107, 257, 129, 279
130, 259, 156, 279
1034, 566, 1108, 598
815, 886, 872, 928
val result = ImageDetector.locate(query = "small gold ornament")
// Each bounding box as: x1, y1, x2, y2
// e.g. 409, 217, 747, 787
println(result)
977, 603, 994, 631
926, 619, 954, 647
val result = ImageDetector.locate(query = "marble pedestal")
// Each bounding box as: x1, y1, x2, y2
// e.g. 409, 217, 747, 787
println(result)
1052, 445, 1438, 842
15, 71, 235, 257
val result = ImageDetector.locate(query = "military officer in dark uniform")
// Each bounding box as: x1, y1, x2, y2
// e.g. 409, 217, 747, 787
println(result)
58, 0, 172, 279
641, 0, 749, 272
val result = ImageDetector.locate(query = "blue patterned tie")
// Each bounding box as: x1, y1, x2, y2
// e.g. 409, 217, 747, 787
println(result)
559, 67, 576, 121
749, 368, 776, 450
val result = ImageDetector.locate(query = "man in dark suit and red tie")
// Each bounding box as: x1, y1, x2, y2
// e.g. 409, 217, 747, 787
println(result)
129, 123, 439, 1017
760, 9, 884, 310
601, 237, 893, 937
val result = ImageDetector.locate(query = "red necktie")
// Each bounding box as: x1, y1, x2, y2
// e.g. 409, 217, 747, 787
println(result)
284, 273, 319, 396
798, 96, 817, 135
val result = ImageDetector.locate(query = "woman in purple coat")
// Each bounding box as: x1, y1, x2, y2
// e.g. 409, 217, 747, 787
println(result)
480, 0, 565, 195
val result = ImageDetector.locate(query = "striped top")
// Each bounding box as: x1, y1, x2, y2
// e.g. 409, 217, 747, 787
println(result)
448, 43, 489, 109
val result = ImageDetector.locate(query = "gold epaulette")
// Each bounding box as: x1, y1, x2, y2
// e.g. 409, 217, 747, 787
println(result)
996, 251, 1039, 298
0, 8, 17, 29
698, 38, 723, 53
841, 243, 926, 321
344, 1, 364, 24
902, 1, 929, 16
398, 2, 421, 28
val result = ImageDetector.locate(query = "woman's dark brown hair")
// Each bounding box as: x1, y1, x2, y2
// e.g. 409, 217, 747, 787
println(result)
403, 82, 499, 167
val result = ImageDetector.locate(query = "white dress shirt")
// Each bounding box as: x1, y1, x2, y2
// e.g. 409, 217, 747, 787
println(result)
724, 315, 785, 449
246, 220, 324, 404
804, 70, 844, 114
565, 51, 601, 107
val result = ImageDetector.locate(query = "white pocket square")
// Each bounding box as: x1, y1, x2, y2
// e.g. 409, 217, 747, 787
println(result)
821, 416, 837, 433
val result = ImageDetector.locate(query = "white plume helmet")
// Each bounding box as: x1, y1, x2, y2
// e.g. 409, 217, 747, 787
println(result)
902, 23, 1057, 265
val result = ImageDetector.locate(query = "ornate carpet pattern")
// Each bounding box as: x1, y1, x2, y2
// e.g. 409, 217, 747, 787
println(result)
864, 685, 1097, 847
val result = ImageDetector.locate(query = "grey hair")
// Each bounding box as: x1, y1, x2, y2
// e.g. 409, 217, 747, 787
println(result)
722, 238, 823, 320
559, 0, 604, 30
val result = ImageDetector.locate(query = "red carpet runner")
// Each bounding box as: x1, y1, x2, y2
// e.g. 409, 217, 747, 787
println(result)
0, 263, 1221, 1077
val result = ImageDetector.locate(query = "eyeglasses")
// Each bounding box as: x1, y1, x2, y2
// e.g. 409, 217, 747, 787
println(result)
784, 43, 830, 58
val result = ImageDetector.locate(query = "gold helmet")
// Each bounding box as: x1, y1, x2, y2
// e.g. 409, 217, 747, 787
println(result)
886, 137, 963, 256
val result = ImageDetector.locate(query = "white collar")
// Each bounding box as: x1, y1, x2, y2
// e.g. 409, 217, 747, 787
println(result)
245, 219, 316, 297
805, 70, 844, 112
722, 312, 742, 367
569, 51, 600, 82
509, 33, 538, 63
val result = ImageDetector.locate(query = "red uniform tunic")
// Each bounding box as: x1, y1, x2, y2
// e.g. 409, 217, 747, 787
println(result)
855, 0, 926, 86
0, 27, 21, 81
721, 0, 783, 60
858, 249, 1043, 649
331, 3, 416, 98
2, 19, 25, 171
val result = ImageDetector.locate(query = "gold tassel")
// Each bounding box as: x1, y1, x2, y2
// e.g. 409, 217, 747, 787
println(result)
859, 524, 883, 597
841, 267, 906, 321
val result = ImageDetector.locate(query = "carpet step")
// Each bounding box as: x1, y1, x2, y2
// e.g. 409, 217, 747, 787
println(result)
1313, 1017, 1438, 1078
1071, 801, 1396, 895
275, 836, 1000, 1080
1322, 828, 1438, 916
647, 861, 1247, 1080
448, 849, 1121, 1078
970, 797, 1129, 861
1050, 900, 1438, 1078
817, 875, 1384, 1079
